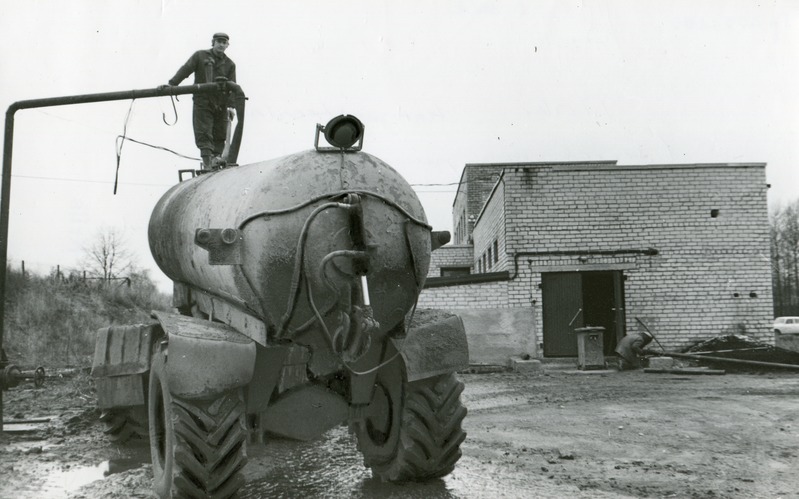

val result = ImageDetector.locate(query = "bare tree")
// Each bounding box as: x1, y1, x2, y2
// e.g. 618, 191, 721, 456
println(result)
83, 228, 136, 283
771, 201, 799, 316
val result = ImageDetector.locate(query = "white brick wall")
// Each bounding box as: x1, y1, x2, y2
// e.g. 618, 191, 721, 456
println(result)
427, 245, 474, 278
418, 279, 509, 309
422, 162, 774, 354
473, 177, 507, 273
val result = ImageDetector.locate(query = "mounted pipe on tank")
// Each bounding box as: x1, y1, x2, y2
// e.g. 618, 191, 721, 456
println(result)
194, 228, 243, 265
345, 193, 371, 306
309, 192, 379, 363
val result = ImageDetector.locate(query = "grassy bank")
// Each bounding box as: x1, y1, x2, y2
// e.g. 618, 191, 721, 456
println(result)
3, 267, 170, 367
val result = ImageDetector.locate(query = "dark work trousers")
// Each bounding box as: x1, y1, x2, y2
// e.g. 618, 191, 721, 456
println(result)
193, 100, 229, 157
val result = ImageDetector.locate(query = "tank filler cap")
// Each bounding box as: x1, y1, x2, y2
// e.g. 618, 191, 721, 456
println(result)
315, 115, 365, 152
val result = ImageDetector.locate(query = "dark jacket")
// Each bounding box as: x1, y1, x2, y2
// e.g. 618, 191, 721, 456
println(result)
615, 332, 653, 363
168, 49, 236, 106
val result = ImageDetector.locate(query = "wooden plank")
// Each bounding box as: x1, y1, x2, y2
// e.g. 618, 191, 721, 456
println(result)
2, 417, 51, 424
2, 422, 45, 433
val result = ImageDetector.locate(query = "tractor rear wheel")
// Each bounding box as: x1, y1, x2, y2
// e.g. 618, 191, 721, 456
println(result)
352, 358, 467, 482
148, 348, 247, 499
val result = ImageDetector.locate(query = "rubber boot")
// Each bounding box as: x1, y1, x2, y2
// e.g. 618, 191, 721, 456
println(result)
201, 150, 213, 170
210, 156, 227, 170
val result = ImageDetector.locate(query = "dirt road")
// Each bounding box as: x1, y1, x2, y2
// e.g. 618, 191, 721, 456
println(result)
1, 367, 797, 498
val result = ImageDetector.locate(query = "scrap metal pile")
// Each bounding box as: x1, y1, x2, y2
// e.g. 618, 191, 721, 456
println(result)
680, 334, 799, 371
643, 334, 799, 374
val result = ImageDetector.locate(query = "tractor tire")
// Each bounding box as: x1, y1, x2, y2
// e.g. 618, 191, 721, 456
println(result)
352, 358, 467, 482
100, 407, 149, 443
148, 348, 247, 499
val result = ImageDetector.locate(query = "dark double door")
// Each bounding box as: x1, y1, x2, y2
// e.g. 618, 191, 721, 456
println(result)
541, 271, 626, 357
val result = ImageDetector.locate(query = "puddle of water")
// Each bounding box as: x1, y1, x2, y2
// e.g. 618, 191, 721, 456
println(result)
38, 446, 150, 498
240, 426, 555, 498
47, 461, 110, 493
105, 457, 146, 476
241, 426, 462, 499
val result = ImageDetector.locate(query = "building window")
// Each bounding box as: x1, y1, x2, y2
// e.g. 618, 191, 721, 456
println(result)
441, 267, 471, 277
493, 239, 499, 263
487, 247, 493, 269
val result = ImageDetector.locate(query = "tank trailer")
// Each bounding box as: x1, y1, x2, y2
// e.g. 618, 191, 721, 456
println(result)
91, 114, 469, 497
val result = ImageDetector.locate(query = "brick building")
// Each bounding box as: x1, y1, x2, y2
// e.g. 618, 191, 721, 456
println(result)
419, 161, 774, 365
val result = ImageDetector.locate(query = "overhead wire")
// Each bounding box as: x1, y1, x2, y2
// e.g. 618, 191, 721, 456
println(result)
117, 136, 199, 161
11, 173, 172, 188
28, 105, 200, 181
111, 95, 206, 194
32, 104, 485, 196
30, 105, 487, 193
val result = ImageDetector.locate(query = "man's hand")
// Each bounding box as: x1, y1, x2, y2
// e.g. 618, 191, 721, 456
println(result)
157, 84, 173, 91
228, 107, 236, 121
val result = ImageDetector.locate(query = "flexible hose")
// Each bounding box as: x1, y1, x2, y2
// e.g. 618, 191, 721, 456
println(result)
257, 192, 425, 377
276, 202, 348, 338
237, 190, 431, 231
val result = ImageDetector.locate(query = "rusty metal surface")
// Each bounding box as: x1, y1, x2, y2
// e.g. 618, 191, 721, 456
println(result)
393, 315, 470, 382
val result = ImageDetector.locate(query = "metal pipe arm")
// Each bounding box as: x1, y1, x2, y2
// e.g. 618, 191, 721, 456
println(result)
0, 81, 245, 432
6, 82, 230, 113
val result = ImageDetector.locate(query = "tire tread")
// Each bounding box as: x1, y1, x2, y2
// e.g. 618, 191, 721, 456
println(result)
170, 392, 247, 499
365, 373, 467, 482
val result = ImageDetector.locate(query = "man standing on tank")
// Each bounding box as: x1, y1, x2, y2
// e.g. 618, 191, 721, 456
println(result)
163, 32, 237, 169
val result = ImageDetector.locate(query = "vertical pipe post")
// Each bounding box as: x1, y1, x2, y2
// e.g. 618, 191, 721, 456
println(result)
0, 105, 16, 431
0, 82, 244, 432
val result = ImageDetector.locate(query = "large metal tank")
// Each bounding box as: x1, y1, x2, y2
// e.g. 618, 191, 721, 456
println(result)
148, 149, 432, 341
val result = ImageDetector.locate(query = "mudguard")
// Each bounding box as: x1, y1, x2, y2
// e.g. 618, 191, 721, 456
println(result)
391, 315, 470, 382
91, 323, 159, 409
152, 310, 256, 400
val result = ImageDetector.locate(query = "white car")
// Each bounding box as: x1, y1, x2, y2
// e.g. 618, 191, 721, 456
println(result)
773, 317, 799, 335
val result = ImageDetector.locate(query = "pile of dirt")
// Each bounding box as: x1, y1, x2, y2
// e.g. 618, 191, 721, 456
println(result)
407, 308, 456, 328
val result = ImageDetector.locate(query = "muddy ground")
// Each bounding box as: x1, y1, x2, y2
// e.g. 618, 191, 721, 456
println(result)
1, 365, 798, 499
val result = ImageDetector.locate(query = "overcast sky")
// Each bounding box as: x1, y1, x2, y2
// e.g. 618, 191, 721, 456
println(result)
1, 0, 797, 292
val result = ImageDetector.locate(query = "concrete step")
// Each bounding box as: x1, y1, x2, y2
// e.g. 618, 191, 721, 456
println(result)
539, 357, 619, 374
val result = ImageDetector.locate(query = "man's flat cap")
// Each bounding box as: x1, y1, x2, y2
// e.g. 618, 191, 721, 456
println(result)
213, 32, 230, 41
